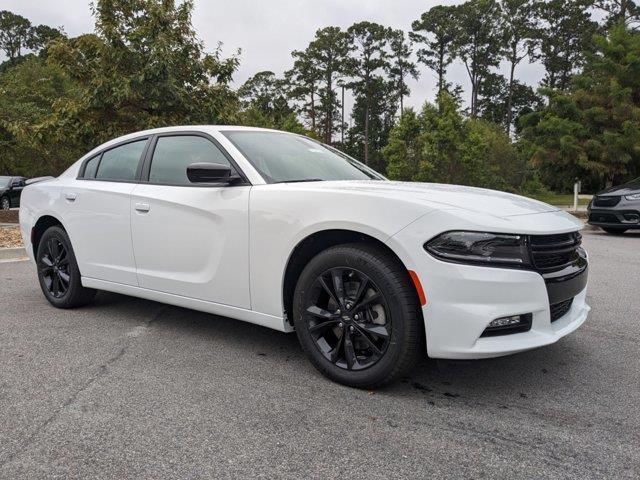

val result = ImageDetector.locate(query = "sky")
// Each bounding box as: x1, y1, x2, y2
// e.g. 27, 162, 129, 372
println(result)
3, 0, 546, 115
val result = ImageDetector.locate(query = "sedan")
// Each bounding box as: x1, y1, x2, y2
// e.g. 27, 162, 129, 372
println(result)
0, 176, 26, 210
19, 126, 590, 387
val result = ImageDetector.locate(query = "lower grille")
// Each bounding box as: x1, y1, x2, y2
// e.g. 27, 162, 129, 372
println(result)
589, 212, 620, 224
593, 195, 620, 207
550, 298, 573, 322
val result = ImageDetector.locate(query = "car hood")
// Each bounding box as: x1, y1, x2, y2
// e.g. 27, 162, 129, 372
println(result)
294, 180, 559, 218
596, 178, 640, 196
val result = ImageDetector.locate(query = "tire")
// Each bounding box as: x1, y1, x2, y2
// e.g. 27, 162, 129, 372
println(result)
0, 196, 9, 210
601, 227, 628, 234
36, 226, 97, 308
293, 243, 423, 388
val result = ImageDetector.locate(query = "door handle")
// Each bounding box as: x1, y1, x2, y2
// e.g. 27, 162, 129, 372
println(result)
134, 202, 150, 213
64, 193, 77, 202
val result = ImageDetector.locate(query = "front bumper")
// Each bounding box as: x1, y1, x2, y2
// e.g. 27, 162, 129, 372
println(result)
416, 260, 589, 359
388, 208, 589, 360
588, 207, 640, 228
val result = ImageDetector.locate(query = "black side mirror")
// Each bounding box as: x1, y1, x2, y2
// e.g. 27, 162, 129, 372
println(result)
10, 180, 20, 189
186, 163, 237, 184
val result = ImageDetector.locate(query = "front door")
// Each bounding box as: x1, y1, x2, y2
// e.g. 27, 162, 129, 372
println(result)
130, 133, 251, 309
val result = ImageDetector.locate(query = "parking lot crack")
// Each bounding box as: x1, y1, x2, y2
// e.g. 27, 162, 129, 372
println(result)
0, 305, 168, 469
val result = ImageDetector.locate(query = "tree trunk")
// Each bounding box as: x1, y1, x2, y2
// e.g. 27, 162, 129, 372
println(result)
364, 102, 370, 165
506, 57, 516, 133
310, 86, 316, 132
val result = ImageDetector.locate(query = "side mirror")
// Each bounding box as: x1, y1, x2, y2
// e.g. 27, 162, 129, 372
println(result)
10, 180, 20, 189
186, 163, 235, 183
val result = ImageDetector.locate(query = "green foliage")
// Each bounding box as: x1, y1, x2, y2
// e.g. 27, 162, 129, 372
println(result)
4, 0, 240, 174
384, 93, 522, 190
521, 25, 640, 190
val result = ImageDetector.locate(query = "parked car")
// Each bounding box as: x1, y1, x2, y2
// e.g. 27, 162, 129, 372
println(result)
0, 176, 26, 210
18, 126, 590, 388
588, 177, 640, 234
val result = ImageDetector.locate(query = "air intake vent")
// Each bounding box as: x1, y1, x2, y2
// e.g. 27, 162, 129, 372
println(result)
550, 298, 574, 322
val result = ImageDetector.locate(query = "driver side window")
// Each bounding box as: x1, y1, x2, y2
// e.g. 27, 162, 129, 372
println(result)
148, 135, 231, 185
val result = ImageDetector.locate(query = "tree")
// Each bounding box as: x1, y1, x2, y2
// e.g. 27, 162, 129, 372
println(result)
593, 0, 640, 28
13, 0, 240, 169
384, 92, 521, 189
499, 0, 539, 132
383, 108, 427, 181
347, 21, 390, 164
410, 5, 458, 94
520, 25, 640, 190
286, 49, 321, 134
477, 72, 540, 129
387, 29, 419, 114
452, 0, 502, 117
305, 26, 351, 143
536, 0, 598, 91
0, 11, 31, 63
26, 24, 65, 54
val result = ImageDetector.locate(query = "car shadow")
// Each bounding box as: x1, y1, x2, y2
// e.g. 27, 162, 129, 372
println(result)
90, 291, 594, 409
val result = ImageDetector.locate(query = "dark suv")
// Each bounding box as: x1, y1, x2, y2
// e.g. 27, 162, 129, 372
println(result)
0, 176, 26, 210
588, 177, 640, 234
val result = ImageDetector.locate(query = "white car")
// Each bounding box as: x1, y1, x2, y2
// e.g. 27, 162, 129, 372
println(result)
19, 126, 590, 387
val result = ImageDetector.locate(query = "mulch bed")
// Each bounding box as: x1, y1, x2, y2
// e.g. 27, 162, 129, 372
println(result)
0, 226, 23, 248
0, 210, 19, 224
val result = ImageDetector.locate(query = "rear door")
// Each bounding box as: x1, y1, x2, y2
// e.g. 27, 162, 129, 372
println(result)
130, 132, 251, 308
62, 138, 149, 286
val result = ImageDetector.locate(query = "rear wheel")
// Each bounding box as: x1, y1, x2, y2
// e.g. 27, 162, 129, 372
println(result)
601, 227, 628, 234
0, 196, 9, 210
36, 226, 97, 308
293, 243, 423, 388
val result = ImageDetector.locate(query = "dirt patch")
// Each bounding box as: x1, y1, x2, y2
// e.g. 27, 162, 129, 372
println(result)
0, 210, 19, 224
0, 226, 23, 248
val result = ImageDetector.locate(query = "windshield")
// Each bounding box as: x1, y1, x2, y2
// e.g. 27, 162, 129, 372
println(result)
0, 177, 10, 188
221, 130, 385, 183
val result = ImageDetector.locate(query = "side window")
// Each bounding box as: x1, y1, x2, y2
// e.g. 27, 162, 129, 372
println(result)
148, 135, 231, 185
95, 140, 147, 182
82, 154, 101, 179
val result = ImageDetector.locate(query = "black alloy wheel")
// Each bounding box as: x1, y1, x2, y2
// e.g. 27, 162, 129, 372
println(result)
293, 243, 423, 388
38, 237, 70, 298
36, 226, 97, 308
1, 197, 9, 210
304, 267, 391, 371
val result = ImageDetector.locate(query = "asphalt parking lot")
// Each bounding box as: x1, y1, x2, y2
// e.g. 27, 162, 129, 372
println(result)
0, 230, 639, 479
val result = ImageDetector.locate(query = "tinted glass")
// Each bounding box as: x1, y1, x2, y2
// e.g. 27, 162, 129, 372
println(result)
96, 140, 147, 182
0, 177, 10, 188
149, 135, 231, 185
83, 155, 100, 179
222, 131, 383, 183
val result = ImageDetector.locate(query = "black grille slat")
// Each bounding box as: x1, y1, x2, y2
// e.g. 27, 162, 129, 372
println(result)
530, 232, 582, 272
550, 298, 574, 322
593, 196, 621, 207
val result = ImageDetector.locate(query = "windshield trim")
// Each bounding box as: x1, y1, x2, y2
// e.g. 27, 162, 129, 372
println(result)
219, 130, 385, 184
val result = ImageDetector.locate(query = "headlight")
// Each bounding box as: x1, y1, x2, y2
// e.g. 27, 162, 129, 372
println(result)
424, 231, 530, 267
625, 193, 640, 201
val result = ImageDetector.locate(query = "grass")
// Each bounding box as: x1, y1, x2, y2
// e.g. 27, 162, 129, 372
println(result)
527, 193, 592, 207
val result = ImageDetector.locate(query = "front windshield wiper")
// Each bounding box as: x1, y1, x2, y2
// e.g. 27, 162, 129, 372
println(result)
275, 178, 324, 184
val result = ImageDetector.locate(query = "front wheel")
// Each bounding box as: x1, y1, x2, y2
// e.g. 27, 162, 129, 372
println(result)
293, 243, 423, 388
36, 226, 97, 308
0, 196, 9, 210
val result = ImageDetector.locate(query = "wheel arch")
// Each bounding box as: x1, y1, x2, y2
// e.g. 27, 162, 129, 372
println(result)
31, 214, 66, 258
282, 228, 423, 329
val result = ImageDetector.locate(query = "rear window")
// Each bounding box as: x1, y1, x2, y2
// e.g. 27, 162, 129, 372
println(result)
95, 140, 147, 182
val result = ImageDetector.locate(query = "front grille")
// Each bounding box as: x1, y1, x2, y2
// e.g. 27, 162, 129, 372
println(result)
530, 232, 582, 272
550, 298, 574, 322
593, 195, 620, 207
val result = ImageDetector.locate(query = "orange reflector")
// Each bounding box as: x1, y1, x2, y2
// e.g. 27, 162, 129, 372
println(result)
408, 270, 427, 306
